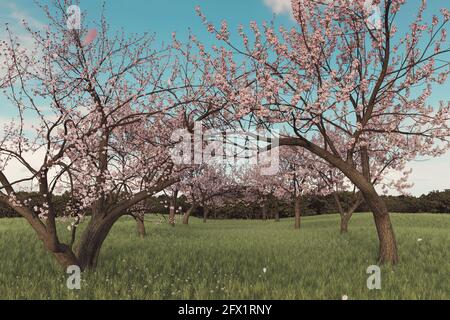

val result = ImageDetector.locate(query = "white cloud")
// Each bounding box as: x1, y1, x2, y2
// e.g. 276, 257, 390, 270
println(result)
0, 144, 46, 192
405, 152, 450, 196
263, 0, 293, 15
1, 2, 45, 29
376, 151, 450, 196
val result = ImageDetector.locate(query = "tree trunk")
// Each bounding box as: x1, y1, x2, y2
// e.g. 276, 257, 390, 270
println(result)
75, 214, 120, 270
340, 201, 361, 234
135, 215, 146, 238
361, 188, 399, 264
273, 200, 280, 222
15, 208, 80, 270
333, 191, 362, 234
183, 204, 195, 225
340, 213, 351, 234
203, 207, 209, 223
169, 203, 176, 226
294, 195, 301, 230
52, 244, 80, 270
168, 190, 178, 226
360, 147, 398, 264
262, 203, 268, 220
333, 192, 350, 234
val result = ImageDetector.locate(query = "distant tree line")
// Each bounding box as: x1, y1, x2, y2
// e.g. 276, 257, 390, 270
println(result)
191, 190, 450, 220
1, 190, 449, 219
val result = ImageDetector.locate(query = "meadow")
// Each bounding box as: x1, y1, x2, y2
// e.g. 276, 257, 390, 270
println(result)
0, 213, 448, 300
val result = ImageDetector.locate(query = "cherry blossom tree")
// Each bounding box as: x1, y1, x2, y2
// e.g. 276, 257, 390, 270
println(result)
239, 163, 282, 221
276, 147, 328, 229
190, 0, 450, 264
180, 164, 240, 224
322, 171, 363, 233
314, 159, 364, 234
239, 145, 327, 227
160, 186, 187, 226
128, 202, 149, 238
0, 1, 191, 270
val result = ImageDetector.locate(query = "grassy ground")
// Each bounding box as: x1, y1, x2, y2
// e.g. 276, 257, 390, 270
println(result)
0, 213, 448, 300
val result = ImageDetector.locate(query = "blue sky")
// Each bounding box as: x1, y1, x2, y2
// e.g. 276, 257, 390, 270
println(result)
2, 0, 448, 45
0, 0, 290, 40
0, 0, 449, 196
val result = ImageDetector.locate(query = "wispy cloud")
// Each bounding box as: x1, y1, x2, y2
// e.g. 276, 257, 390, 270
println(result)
0, 2, 46, 84
1, 2, 45, 29
406, 152, 450, 196
0, 2, 45, 42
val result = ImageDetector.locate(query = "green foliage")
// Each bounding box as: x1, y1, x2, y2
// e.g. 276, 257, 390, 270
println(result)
0, 213, 448, 299
2, 190, 449, 219
199, 190, 450, 219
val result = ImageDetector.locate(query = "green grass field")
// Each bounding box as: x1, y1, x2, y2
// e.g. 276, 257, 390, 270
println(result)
0, 213, 448, 300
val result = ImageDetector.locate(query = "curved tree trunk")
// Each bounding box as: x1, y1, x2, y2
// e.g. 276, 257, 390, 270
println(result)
52, 244, 80, 270
135, 215, 146, 238
294, 195, 301, 230
4, 197, 81, 270
75, 214, 121, 271
339, 198, 361, 234
360, 147, 398, 264
340, 213, 351, 234
183, 204, 196, 225
362, 189, 399, 264
1, 173, 178, 272
333, 192, 354, 234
